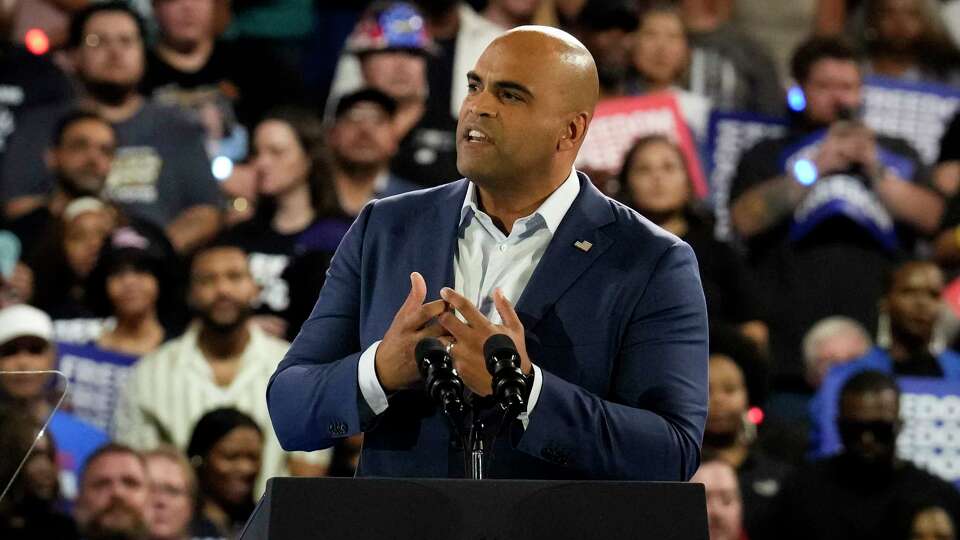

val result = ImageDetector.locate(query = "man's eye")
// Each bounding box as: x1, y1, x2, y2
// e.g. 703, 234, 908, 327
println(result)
467, 83, 479, 92
503, 92, 521, 102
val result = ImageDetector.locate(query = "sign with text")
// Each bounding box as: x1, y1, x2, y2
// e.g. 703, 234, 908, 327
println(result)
897, 377, 960, 487
577, 94, 708, 198
56, 342, 139, 432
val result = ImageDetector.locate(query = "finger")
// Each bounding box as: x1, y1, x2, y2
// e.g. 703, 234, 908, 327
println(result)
398, 272, 427, 318
493, 288, 522, 330
437, 310, 474, 341
439, 287, 487, 327
409, 299, 450, 329
417, 323, 451, 340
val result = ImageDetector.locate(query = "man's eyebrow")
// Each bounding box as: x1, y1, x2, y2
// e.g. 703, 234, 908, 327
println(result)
466, 72, 534, 99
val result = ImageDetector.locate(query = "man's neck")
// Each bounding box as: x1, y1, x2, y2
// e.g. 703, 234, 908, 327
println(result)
197, 322, 250, 362
888, 334, 930, 363
475, 167, 570, 235
100, 312, 165, 356
393, 100, 426, 139
155, 38, 215, 73
48, 189, 74, 217
333, 165, 384, 216
272, 182, 315, 234
870, 55, 917, 79
82, 93, 144, 124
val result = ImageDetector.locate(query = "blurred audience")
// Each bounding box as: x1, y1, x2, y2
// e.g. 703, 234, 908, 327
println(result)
934, 110, 960, 198
764, 371, 960, 540
0, 304, 109, 500
678, 0, 784, 116
802, 316, 873, 389
811, 260, 960, 457
143, 445, 218, 540
5, 110, 116, 251
618, 135, 767, 351
1, 1, 222, 254
629, 2, 712, 140
571, 0, 637, 99
74, 443, 150, 540
186, 408, 263, 540
481, 0, 542, 28
860, 0, 960, 86
729, 36, 942, 393
330, 88, 419, 216
690, 455, 747, 540
223, 108, 349, 339
0, 411, 78, 539
900, 504, 958, 540
113, 241, 330, 496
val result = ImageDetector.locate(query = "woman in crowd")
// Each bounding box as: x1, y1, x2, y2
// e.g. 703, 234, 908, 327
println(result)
187, 408, 264, 540
0, 410, 77, 539
224, 107, 350, 340
618, 134, 767, 350
629, 2, 712, 140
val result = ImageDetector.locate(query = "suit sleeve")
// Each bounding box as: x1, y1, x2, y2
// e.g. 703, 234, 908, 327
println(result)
266, 202, 374, 451
515, 241, 709, 481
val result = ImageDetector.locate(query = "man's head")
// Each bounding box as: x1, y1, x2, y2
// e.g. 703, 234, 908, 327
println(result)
837, 370, 901, 468
882, 260, 943, 349
75, 444, 150, 540
348, 3, 433, 104
486, 0, 542, 25
144, 446, 196, 540
0, 305, 56, 403
46, 111, 116, 199
153, 0, 215, 53
791, 37, 862, 126
803, 316, 872, 388
632, 3, 689, 89
457, 26, 599, 191
69, 1, 147, 105
573, 0, 639, 93
189, 241, 257, 334
330, 89, 399, 176
690, 458, 743, 540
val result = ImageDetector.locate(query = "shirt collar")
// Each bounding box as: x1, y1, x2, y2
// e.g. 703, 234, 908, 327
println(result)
459, 168, 580, 234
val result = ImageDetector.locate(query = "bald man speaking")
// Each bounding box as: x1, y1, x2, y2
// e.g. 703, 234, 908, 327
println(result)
267, 27, 708, 480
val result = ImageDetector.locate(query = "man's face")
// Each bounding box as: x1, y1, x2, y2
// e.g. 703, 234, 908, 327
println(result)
75, 11, 145, 89
801, 58, 862, 126
633, 12, 688, 87
0, 336, 54, 400
691, 462, 743, 540
876, 0, 925, 53
579, 28, 631, 90
911, 507, 956, 540
330, 102, 398, 171
809, 332, 870, 388
154, 0, 214, 50
48, 119, 116, 197
838, 388, 900, 466
456, 38, 569, 188
76, 452, 150, 540
491, 0, 542, 20
146, 456, 193, 540
886, 263, 943, 345
360, 51, 428, 103
189, 247, 257, 332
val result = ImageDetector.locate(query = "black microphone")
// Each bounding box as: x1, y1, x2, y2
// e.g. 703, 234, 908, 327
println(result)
483, 334, 528, 416
415, 338, 465, 434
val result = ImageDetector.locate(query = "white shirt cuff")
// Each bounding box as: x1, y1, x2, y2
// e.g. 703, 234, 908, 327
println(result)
357, 340, 389, 415
518, 364, 543, 430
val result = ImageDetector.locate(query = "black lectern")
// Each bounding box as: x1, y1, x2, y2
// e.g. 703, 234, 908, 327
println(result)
240, 477, 708, 540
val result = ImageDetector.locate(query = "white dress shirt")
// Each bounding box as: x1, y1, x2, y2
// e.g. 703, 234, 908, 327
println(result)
357, 169, 582, 429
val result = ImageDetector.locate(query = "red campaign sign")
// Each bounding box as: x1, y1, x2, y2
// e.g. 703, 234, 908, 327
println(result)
577, 93, 708, 198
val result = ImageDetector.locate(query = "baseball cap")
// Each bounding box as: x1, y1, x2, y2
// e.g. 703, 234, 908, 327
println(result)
0, 304, 54, 346
334, 88, 398, 120
345, 2, 436, 56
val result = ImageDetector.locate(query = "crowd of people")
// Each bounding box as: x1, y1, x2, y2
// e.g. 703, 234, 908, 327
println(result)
2, 0, 960, 538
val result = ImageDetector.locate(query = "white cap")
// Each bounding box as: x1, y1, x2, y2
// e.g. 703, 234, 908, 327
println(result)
63, 197, 106, 222
0, 304, 54, 345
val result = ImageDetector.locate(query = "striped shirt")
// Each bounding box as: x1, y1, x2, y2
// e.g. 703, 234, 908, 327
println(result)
113, 322, 330, 494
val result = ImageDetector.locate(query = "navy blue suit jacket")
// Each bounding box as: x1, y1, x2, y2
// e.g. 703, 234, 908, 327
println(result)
267, 173, 708, 480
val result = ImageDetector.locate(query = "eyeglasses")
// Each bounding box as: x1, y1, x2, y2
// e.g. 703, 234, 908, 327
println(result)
83, 33, 141, 50
0, 339, 50, 358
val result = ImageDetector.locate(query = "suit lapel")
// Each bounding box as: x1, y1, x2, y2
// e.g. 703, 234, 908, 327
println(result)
415, 180, 469, 301
516, 173, 615, 329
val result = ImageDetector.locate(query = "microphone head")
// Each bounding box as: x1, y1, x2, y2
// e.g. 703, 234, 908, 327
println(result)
483, 333, 518, 374
415, 337, 446, 375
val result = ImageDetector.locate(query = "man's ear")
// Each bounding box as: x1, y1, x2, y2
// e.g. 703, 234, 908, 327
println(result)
558, 112, 590, 151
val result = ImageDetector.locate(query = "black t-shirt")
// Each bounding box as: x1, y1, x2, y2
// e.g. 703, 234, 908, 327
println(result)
938, 110, 960, 164
893, 351, 945, 377
141, 40, 306, 131
737, 448, 794, 540
761, 455, 960, 540
390, 36, 460, 187
729, 132, 928, 389
0, 44, 74, 169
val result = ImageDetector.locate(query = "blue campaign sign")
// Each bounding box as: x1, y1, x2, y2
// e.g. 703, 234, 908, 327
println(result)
897, 377, 960, 487
56, 342, 139, 432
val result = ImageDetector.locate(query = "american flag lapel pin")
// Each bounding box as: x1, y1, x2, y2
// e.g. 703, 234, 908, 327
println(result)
573, 240, 593, 252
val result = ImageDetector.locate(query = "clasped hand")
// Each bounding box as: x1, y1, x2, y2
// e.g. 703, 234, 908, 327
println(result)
374, 272, 532, 396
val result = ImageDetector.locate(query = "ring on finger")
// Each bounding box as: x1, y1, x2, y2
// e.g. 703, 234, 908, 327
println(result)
445, 340, 456, 355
